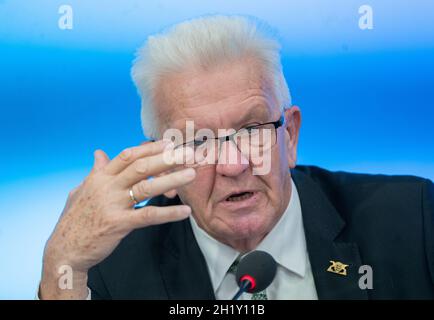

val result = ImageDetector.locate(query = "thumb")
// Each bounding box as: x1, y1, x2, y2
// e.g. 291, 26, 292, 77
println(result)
93, 149, 110, 171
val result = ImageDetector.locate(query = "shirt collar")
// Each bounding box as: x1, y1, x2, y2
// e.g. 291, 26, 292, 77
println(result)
256, 178, 307, 277
189, 215, 239, 292
189, 178, 307, 292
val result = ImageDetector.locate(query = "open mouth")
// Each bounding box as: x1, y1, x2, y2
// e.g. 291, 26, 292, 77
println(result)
225, 191, 255, 202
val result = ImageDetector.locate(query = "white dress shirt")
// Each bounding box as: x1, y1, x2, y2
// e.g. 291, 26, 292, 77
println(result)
189, 179, 318, 300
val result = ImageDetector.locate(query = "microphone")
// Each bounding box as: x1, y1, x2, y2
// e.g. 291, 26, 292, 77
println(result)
232, 250, 277, 300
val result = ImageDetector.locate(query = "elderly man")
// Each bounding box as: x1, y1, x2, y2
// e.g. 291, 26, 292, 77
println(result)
39, 15, 434, 300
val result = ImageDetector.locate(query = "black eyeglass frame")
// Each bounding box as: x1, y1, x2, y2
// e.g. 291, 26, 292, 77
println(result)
174, 114, 286, 152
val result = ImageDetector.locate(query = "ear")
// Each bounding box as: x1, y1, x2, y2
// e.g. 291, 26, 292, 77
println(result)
283, 105, 301, 168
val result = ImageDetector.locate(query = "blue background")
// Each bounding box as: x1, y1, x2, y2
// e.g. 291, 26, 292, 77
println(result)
0, 0, 433, 299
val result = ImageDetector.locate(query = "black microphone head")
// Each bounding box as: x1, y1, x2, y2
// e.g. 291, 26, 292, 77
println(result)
235, 250, 277, 293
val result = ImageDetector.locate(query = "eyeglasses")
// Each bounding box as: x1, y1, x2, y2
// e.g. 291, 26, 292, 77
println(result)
174, 114, 285, 167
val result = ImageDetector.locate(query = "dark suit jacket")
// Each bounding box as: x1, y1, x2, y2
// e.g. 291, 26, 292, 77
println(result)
88, 165, 434, 299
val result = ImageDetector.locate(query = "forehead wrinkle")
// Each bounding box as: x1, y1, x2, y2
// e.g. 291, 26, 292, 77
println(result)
157, 93, 275, 137
153, 57, 279, 135
165, 57, 269, 107
171, 86, 273, 121
170, 103, 272, 140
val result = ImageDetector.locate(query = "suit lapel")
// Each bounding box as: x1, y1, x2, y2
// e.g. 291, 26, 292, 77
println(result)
158, 217, 215, 299
292, 168, 369, 299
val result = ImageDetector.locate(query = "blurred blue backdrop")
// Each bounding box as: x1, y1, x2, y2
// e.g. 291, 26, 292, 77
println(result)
0, 0, 433, 299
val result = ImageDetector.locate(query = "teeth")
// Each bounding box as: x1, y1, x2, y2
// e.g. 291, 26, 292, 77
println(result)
226, 192, 253, 202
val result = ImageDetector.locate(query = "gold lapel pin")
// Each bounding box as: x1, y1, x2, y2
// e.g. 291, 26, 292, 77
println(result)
327, 260, 349, 276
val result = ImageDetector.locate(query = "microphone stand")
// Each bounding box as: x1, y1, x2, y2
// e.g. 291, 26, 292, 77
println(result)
232, 279, 251, 300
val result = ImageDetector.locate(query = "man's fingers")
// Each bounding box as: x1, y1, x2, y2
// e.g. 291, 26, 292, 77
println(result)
130, 168, 196, 204
126, 205, 191, 229
93, 150, 110, 171
164, 189, 178, 199
104, 140, 172, 175
115, 146, 194, 188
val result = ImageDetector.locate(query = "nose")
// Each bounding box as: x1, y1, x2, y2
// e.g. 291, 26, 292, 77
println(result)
215, 140, 249, 177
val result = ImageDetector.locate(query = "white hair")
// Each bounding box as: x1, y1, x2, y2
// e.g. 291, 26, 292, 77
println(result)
131, 15, 291, 138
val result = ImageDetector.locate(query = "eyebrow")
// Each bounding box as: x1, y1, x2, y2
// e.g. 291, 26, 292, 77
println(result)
231, 103, 271, 129
174, 103, 272, 137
